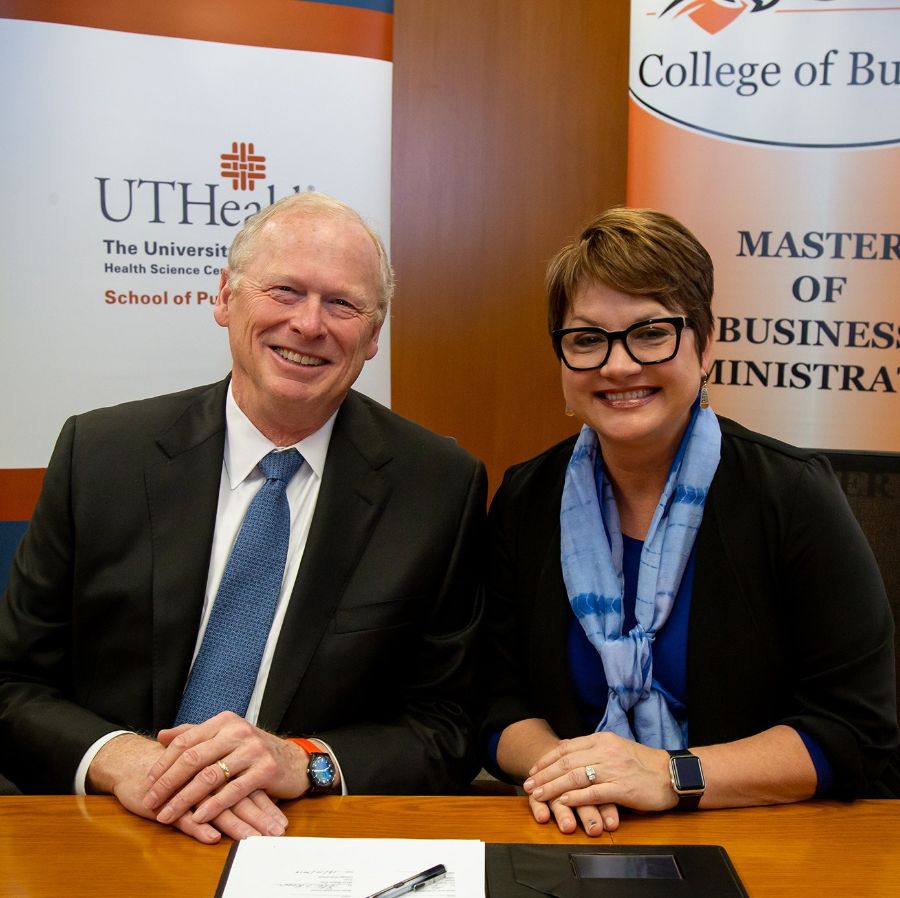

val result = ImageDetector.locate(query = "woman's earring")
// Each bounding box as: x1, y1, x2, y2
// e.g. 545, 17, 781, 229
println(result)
564, 405, 575, 417
699, 373, 710, 410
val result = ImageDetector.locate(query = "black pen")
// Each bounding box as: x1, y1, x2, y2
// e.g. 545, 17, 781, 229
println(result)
363, 863, 447, 898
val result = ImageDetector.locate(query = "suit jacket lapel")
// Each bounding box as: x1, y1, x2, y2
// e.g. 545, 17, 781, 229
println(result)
146, 379, 229, 729
259, 392, 392, 732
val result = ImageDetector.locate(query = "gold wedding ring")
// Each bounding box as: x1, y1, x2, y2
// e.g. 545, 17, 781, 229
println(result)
585, 765, 597, 785
217, 759, 231, 782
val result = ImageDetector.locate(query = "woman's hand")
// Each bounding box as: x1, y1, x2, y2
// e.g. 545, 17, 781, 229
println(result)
496, 719, 619, 836
529, 789, 620, 836
523, 732, 677, 817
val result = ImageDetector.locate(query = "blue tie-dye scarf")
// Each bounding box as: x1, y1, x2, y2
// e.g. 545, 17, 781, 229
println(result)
560, 403, 721, 749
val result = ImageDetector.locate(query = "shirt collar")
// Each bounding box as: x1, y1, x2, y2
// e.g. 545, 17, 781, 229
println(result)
223, 384, 337, 488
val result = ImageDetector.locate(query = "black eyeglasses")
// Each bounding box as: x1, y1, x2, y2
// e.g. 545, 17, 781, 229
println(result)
552, 316, 691, 371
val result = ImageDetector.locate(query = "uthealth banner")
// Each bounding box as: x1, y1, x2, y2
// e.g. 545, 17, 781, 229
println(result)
0, 0, 393, 579
628, 0, 899, 451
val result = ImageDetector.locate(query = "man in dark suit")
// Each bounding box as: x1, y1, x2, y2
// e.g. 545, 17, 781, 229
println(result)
0, 193, 486, 843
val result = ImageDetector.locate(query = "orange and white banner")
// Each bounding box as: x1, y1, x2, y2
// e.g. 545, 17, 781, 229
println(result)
628, 0, 899, 451
0, 1, 393, 572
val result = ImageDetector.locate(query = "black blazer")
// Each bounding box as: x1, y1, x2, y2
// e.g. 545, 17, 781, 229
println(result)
0, 379, 486, 794
483, 416, 899, 798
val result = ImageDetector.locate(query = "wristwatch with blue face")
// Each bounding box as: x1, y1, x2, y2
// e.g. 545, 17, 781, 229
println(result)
667, 749, 705, 810
291, 738, 337, 794
306, 751, 337, 793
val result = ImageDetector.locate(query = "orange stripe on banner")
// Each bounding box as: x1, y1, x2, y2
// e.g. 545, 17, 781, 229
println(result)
0, 469, 46, 520
0, 0, 392, 61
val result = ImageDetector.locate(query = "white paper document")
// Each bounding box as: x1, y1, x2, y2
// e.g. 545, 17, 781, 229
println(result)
215, 836, 485, 898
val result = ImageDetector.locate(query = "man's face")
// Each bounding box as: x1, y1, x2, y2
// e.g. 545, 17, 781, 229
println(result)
215, 210, 383, 442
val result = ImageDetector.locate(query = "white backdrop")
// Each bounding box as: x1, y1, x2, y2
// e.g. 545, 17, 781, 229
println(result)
0, 17, 392, 468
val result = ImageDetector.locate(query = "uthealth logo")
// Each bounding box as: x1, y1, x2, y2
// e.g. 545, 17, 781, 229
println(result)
95, 140, 313, 224
220, 141, 267, 191
660, 0, 837, 35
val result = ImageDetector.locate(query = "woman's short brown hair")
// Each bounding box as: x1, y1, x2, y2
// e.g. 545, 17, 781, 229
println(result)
546, 207, 714, 357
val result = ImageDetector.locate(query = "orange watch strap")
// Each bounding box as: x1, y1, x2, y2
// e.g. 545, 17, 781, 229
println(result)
289, 737, 321, 756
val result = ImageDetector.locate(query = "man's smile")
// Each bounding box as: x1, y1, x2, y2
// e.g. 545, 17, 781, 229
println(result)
273, 346, 326, 367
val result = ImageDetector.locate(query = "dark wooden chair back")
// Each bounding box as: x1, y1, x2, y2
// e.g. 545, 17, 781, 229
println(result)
824, 450, 900, 727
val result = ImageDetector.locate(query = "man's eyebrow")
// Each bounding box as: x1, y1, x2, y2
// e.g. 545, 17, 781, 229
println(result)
261, 275, 371, 303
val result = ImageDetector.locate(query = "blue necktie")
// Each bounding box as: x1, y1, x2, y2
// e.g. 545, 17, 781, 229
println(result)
175, 448, 304, 726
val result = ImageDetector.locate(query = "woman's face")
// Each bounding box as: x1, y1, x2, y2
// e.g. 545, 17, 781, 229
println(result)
560, 281, 713, 458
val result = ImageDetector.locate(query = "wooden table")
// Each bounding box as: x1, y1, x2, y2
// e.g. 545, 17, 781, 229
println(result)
1, 795, 897, 896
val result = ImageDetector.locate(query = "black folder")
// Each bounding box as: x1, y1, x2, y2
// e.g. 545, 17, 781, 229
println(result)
486, 843, 748, 897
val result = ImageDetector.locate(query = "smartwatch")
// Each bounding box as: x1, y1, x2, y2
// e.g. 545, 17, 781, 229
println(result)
667, 749, 705, 810
291, 738, 337, 794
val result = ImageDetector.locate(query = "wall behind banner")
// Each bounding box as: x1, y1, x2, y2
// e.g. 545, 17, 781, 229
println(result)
391, 0, 630, 492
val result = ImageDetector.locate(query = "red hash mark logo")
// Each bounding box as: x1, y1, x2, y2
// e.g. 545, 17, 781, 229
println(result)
220, 141, 267, 191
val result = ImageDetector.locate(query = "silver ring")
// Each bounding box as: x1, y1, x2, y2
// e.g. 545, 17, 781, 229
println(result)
217, 760, 231, 782
585, 765, 597, 785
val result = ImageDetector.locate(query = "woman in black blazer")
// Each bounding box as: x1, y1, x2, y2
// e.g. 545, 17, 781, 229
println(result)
483, 208, 898, 836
